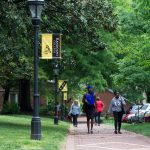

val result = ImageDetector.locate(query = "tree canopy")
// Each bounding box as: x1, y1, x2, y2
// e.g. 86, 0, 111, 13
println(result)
0, 0, 149, 105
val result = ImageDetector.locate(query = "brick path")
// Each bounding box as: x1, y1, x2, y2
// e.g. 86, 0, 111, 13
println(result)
62, 117, 150, 150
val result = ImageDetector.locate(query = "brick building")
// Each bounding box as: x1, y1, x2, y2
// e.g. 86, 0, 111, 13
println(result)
96, 89, 131, 113
0, 87, 47, 112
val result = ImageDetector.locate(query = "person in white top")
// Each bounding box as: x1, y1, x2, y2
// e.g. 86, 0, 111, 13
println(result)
108, 91, 126, 134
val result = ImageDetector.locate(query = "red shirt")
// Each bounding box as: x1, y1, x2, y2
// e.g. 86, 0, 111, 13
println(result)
95, 100, 104, 112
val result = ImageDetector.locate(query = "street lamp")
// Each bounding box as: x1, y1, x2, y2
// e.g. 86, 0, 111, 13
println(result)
27, 0, 44, 140
53, 59, 59, 124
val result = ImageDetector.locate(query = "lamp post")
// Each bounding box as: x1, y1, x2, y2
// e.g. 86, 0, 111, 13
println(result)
27, 0, 44, 140
53, 59, 59, 124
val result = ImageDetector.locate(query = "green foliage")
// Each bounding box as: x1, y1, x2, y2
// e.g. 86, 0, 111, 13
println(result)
109, 0, 150, 101
2, 102, 20, 114
39, 105, 49, 115
0, 0, 118, 100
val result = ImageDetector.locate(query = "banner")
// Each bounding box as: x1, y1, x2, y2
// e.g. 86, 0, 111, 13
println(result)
63, 92, 67, 101
52, 34, 61, 59
41, 33, 61, 59
41, 34, 52, 59
58, 80, 67, 92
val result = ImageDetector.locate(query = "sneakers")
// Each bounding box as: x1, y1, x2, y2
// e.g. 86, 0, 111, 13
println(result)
114, 130, 122, 134
114, 130, 117, 134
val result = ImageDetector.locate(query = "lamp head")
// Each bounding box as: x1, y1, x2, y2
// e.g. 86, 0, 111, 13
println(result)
27, 0, 44, 21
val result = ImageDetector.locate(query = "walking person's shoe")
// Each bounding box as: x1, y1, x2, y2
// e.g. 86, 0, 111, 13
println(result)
91, 130, 93, 134
118, 131, 122, 134
114, 130, 117, 134
98, 124, 100, 126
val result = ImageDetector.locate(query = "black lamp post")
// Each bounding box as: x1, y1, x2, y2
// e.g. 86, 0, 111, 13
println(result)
27, 0, 44, 140
53, 59, 59, 124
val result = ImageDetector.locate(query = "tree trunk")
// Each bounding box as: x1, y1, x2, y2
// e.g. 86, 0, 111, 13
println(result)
19, 79, 32, 112
3, 86, 10, 105
146, 91, 150, 103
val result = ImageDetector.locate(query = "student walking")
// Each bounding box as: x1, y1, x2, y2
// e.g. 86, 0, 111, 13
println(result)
108, 91, 126, 134
69, 100, 80, 127
95, 96, 104, 126
82, 85, 96, 134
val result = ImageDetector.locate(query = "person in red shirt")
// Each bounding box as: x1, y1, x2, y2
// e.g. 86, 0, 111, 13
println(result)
95, 96, 104, 126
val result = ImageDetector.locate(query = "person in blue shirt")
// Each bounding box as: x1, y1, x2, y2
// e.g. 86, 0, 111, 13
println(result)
82, 85, 96, 134
69, 100, 80, 127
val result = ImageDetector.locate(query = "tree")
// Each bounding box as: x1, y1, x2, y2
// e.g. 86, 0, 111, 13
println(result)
0, 0, 118, 111
110, 0, 150, 102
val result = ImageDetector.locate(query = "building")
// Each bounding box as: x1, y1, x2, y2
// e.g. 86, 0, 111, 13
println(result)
96, 89, 131, 113
0, 87, 47, 112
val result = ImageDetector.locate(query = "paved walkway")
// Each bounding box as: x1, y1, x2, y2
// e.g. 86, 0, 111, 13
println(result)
62, 117, 150, 150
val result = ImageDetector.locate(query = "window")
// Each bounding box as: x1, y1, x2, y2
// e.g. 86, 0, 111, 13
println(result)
9, 93, 18, 103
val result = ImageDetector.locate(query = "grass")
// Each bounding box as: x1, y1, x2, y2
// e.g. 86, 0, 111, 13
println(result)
0, 115, 70, 150
122, 122, 150, 137
104, 118, 150, 138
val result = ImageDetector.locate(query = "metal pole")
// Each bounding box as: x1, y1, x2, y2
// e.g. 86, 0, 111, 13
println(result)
61, 92, 64, 121
138, 105, 139, 123
31, 24, 41, 140
54, 59, 59, 124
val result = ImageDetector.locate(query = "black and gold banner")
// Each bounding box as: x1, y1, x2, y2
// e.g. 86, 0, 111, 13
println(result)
41, 33, 62, 59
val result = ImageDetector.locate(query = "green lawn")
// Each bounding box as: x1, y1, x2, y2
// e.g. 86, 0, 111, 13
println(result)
104, 118, 150, 137
0, 115, 70, 150
122, 122, 150, 137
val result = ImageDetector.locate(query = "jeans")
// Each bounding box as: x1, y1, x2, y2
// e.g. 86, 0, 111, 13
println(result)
72, 114, 78, 126
95, 112, 101, 124
113, 111, 123, 131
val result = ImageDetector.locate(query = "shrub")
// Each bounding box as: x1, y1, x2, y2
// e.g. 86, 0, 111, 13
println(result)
2, 102, 20, 114
40, 105, 49, 115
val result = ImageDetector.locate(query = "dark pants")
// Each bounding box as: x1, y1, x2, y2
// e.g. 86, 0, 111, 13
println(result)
72, 114, 78, 126
113, 111, 123, 131
95, 112, 101, 124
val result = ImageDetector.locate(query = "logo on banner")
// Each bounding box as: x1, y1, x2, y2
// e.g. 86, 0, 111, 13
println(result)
58, 80, 67, 92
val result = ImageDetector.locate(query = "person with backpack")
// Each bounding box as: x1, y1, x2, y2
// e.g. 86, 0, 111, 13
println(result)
69, 100, 80, 127
95, 96, 104, 126
82, 85, 96, 134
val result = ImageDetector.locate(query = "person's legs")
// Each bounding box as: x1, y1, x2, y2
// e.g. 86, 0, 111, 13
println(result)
72, 115, 76, 126
75, 115, 78, 126
87, 117, 90, 133
113, 111, 118, 133
94, 112, 97, 124
118, 112, 123, 133
91, 118, 94, 133
97, 112, 101, 125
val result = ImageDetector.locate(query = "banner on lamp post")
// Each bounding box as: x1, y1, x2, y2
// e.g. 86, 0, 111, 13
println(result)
63, 92, 67, 101
41, 33, 62, 59
41, 34, 53, 59
52, 33, 61, 59
58, 80, 67, 92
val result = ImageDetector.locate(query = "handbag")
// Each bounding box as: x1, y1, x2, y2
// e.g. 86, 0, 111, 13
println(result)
82, 103, 87, 113
121, 99, 125, 114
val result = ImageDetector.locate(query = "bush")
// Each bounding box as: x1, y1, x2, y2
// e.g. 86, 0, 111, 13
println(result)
2, 102, 20, 114
40, 105, 49, 115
